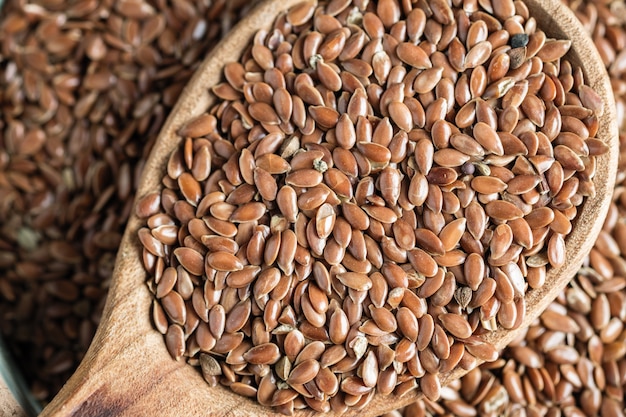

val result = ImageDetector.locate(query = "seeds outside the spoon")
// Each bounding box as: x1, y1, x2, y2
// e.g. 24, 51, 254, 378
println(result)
0, 0, 621, 414
0, 0, 267, 403
138, 0, 609, 414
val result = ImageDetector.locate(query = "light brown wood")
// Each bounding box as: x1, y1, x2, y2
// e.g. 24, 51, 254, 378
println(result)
0, 376, 27, 417
39, 0, 618, 416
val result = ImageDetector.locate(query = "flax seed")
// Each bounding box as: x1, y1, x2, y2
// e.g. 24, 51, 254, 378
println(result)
165, 324, 186, 360
131, 1, 613, 414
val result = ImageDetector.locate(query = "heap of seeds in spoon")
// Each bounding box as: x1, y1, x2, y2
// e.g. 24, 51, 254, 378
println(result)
136, 0, 608, 413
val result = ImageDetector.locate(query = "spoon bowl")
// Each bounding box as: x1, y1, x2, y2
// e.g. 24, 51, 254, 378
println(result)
39, 0, 618, 416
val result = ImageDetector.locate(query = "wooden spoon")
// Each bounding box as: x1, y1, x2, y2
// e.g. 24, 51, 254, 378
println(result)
0, 379, 26, 417
0, 334, 39, 417
40, 0, 618, 416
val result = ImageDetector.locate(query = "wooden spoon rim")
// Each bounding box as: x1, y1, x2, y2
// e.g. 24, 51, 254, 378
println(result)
40, 0, 618, 416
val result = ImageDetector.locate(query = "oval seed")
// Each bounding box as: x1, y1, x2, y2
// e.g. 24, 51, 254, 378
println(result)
244, 343, 281, 365
337, 272, 373, 291
206, 251, 244, 272
287, 359, 320, 385
439, 313, 473, 339
165, 324, 185, 360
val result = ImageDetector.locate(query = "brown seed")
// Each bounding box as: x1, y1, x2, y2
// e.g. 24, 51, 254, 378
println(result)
139, 228, 166, 257
173, 247, 204, 276
421, 372, 441, 401
286, 169, 324, 188
465, 41, 493, 69
554, 144, 585, 171
179, 113, 217, 137
298, 186, 331, 211
397, 307, 419, 342
426, 167, 458, 186
434, 148, 471, 167
341, 376, 373, 396
316, 203, 336, 239
408, 249, 438, 278
192, 146, 212, 182
485, 200, 524, 220
315, 366, 339, 397
369, 306, 397, 333
414, 138, 435, 174
415, 228, 446, 256
288, 359, 320, 385
336, 113, 356, 149
178, 173, 202, 206
388, 101, 414, 132
471, 176, 508, 194
272, 87, 294, 123
152, 300, 169, 334
337, 272, 373, 291
377, 0, 401, 28
521, 94, 546, 127
408, 173, 429, 206
473, 122, 504, 156
165, 324, 185, 360
362, 205, 398, 224
357, 141, 392, 167
277, 229, 298, 275
537, 39, 572, 62
378, 167, 401, 207
161, 291, 186, 326
396, 42, 432, 69
465, 340, 498, 362
309, 106, 340, 129
229, 202, 266, 223
254, 167, 278, 201
223, 299, 251, 333
547, 233, 566, 268
226, 266, 260, 289
342, 202, 370, 230
286, 1, 315, 26
325, 168, 353, 199
277, 186, 298, 223
244, 343, 281, 365
439, 313, 473, 339
491, 224, 514, 260
439, 218, 466, 252
270, 389, 298, 408
136, 193, 162, 219
578, 85, 604, 117
329, 308, 350, 345
206, 251, 244, 272
255, 154, 290, 175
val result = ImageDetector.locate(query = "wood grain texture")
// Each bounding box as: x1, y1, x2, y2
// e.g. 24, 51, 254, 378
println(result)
39, 0, 618, 416
0, 376, 27, 417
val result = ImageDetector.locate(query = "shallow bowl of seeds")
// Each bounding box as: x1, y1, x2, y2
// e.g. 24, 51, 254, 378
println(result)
39, 0, 618, 416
